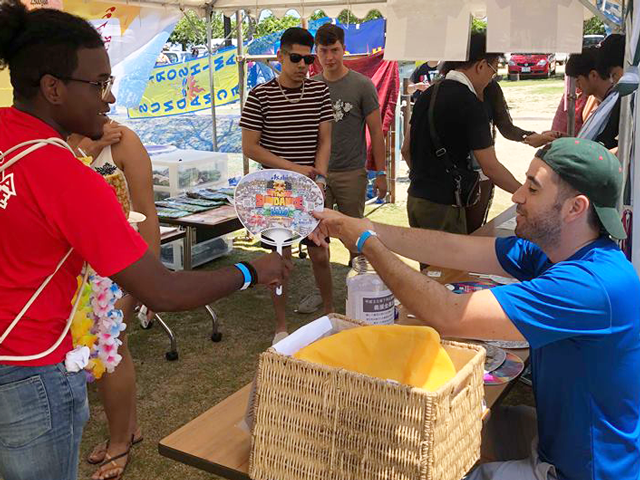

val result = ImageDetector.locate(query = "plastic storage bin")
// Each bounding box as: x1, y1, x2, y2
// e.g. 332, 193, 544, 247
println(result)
151, 149, 228, 201
161, 234, 232, 270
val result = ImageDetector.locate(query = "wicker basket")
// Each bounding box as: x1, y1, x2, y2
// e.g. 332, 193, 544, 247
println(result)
249, 314, 485, 480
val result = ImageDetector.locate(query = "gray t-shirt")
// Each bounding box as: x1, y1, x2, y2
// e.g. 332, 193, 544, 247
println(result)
312, 70, 379, 172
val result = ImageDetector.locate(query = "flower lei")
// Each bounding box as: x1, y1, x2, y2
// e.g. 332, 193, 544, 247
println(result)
70, 270, 126, 382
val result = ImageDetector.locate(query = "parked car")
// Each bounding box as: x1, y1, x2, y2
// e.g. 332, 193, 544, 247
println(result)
583, 34, 605, 48
508, 53, 557, 78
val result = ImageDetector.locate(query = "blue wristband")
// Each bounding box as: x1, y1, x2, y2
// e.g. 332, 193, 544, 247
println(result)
234, 263, 252, 290
356, 229, 377, 253
375, 171, 386, 177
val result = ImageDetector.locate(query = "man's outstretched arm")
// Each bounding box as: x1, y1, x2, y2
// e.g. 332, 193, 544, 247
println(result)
312, 209, 509, 276
362, 237, 524, 341
111, 250, 290, 313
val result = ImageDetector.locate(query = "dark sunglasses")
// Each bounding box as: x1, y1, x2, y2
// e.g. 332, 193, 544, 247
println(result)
285, 51, 316, 65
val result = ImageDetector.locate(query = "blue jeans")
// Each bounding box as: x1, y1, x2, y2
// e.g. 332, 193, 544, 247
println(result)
0, 363, 89, 480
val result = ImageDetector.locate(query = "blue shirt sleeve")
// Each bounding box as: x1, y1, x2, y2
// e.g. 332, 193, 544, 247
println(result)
495, 236, 547, 281
492, 262, 613, 349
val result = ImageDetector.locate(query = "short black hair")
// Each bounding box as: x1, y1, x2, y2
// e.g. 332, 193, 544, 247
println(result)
444, 32, 501, 71
0, 0, 103, 100
314, 23, 345, 46
596, 33, 625, 78
565, 47, 602, 78
280, 27, 314, 51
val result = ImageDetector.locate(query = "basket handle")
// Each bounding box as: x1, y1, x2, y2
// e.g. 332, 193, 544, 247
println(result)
449, 372, 472, 403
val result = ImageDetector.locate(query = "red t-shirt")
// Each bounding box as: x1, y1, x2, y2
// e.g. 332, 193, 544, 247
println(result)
0, 107, 148, 366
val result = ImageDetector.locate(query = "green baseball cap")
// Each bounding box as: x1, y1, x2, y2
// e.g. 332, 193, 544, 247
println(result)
536, 137, 626, 240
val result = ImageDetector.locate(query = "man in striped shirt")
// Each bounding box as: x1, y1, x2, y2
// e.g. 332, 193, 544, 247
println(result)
240, 27, 334, 344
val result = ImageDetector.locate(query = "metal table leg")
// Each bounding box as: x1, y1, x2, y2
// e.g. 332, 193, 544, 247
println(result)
205, 305, 222, 342
154, 313, 179, 361
183, 226, 194, 271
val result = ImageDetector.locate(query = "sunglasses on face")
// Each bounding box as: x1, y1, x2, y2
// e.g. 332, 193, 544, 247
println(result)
284, 51, 316, 65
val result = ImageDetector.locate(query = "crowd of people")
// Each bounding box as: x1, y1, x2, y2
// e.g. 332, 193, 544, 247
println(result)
0, 1, 639, 480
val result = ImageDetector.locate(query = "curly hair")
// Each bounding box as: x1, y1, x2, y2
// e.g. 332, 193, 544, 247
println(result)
0, 0, 103, 99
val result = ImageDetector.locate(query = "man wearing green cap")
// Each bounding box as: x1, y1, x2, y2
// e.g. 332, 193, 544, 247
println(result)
311, 137, 640, 480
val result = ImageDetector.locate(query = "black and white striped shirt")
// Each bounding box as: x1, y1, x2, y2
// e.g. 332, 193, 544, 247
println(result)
239, 78, 334, 167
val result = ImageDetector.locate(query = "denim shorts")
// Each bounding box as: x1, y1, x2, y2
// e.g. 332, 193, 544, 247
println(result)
0, 362, 89, 480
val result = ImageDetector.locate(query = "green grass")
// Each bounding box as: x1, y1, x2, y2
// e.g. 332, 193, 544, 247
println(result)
497, 75, 564, 89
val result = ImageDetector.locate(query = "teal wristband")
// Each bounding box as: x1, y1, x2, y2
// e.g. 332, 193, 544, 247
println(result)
356, 229, 377, 253
375, 171, 386, 177
234, 263, 252, 290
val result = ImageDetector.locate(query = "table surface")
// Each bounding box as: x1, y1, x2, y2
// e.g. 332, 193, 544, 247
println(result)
158, 205, 242, 230
159, 204, 524, 479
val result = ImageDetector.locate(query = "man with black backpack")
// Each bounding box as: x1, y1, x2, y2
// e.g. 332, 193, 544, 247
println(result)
407, 33, 521, 235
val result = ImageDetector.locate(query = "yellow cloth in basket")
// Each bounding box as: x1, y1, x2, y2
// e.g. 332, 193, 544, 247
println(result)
293, 325, 456, 391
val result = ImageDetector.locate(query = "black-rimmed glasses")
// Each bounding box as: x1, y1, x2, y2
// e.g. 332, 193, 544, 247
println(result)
58, 75, 115, 100
487, 62, 498, 78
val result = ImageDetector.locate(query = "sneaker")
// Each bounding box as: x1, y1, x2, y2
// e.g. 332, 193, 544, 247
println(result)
296, 292, 323, 314
272, 331, 289, 345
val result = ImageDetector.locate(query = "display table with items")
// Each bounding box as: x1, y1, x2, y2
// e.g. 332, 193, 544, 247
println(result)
158, 206, 529, 479
155, 187, 241, 271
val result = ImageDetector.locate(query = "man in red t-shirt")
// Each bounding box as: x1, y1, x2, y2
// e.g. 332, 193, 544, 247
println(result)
0, 3, 289, 480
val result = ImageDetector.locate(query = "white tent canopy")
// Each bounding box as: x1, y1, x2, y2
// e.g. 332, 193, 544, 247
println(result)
109, 0, 614, 21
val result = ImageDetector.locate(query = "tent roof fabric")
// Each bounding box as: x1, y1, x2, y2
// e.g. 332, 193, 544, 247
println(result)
108, 0, 616, 20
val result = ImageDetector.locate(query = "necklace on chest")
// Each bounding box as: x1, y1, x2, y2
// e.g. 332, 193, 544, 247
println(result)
277, 77, 305, 104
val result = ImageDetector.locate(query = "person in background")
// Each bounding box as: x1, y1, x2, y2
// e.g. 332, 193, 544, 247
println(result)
240, 27, 334, 343
565, 46, 620, 149
409, 61, 439, 101
189, 46, 200, 60
403, 32, 520, 244
311, 22, 386, 276
311, 138, 639, 480
0, 3, 290, 479
68, 122, 159, 480
596, 33, 625, 83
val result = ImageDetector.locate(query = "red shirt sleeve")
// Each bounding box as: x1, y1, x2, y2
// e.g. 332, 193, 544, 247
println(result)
31, 146, 148, 277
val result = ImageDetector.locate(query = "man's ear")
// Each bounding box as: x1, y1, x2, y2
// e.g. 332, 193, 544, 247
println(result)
565, 194, 591, 223
276, 48, 284, 64
40, 74, 65, 105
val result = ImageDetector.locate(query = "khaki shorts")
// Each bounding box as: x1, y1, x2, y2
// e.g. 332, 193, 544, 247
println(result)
326, 168, 368, 218
407, 194, 468, 234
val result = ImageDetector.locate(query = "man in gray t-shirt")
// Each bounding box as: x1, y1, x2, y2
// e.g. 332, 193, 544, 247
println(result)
313, 23, 387, 221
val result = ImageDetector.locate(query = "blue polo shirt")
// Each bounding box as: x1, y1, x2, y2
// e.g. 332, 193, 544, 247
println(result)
492, 236, 640, 480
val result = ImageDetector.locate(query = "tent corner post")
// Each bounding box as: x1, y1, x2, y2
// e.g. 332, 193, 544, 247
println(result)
205, 3, 218, 152
236, 9, 249, 175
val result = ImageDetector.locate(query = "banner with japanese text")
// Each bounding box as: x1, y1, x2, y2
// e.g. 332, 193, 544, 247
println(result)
127, 48, 239, 119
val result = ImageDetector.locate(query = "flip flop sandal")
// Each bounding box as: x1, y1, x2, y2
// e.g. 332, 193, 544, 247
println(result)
93, 435, 134, 480
87, 433, 143, 465
94, 448, 131, 480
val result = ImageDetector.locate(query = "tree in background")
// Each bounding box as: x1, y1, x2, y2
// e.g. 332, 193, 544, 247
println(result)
583, 16, 606, 35
472, 18, 487, 33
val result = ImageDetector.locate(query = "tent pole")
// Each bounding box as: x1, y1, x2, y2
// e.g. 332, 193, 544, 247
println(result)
567, 77, 576, 136
237, 9, 248, 175
206, 4, 218, 151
